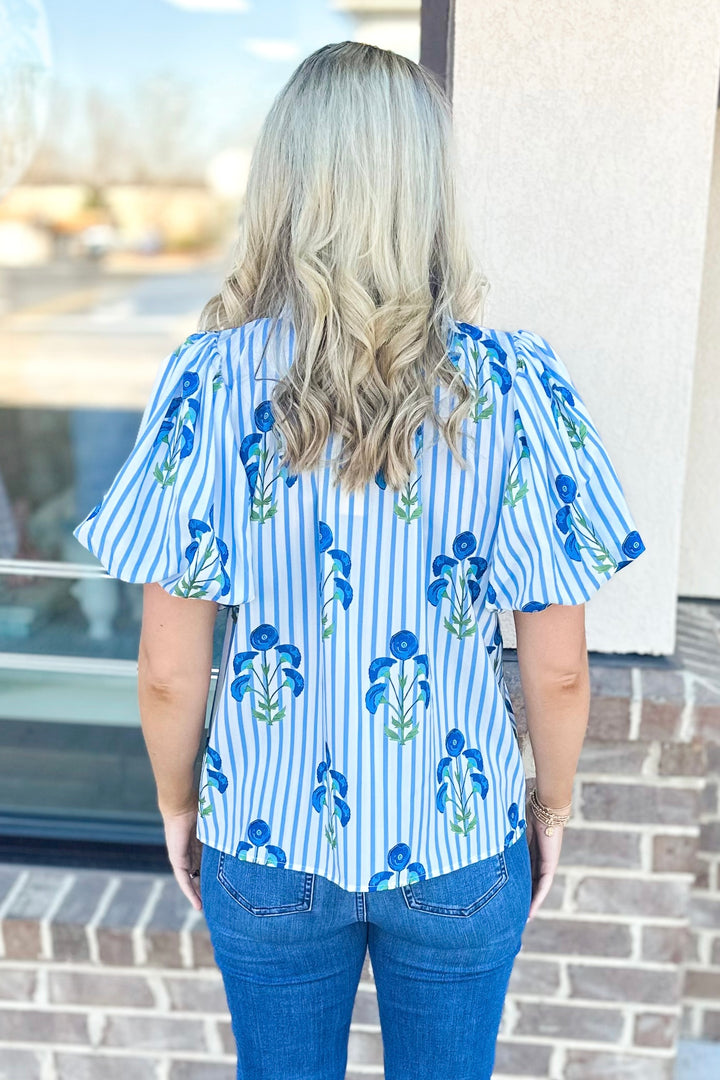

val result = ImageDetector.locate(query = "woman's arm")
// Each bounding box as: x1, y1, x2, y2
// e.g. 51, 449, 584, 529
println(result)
138, 583, 219, 908
513, 602, 590, 917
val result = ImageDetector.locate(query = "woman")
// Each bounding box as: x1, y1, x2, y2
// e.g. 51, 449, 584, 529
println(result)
74, 41, 646, 1080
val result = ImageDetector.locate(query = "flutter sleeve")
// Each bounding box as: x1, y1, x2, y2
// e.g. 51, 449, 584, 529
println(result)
73, 331, 255, 605
484, 329, 646, 612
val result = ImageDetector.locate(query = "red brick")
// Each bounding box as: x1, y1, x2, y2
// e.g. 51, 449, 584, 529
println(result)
0, 965, 37, 1001
565, 1049, 674, 1079
580, 781, 697, 826
560, 826, 642, 869
190, 926, 216, 969
0, 1008, 89, 1044
702, 1009, 720, 1039
699, 821, 720, 853
567, 963, 682, 1004
100, 1014, 206, 1052
55, 1053, 158, 1080
642, 925, 690, 965
48, 970, 154, 1008
522, 917, 632, 957
0, 1049, 43, 1079
163, 974, 228, 1013
514, 1001, 624, 1042
574, 875, 688, 918
689, 893, 720, 928
658, 740, 706, 776
695, 705, 720, 744
633, 1011, 679, 1048
652, 834, 700, 873
507, 957, 561, 995
683, 968, 720, 999
578, 740, 650, 774
494, 1039, 553, 1075
169, 1065, 235, 1080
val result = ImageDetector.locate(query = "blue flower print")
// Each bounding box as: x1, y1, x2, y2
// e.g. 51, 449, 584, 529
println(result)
230, 623, 304, 725
152, 368, 201, 487
365, 630, 430, 745
235, 818, 287, 866
538, 363, 588, 449
198, 746, 228, 817
554, 474, 645, 575
486, 622, 503, 671
368, 841, 427, 891
503, 801, 527, 848
172, 507, 231, 599
503, 410, 531, 507
435, 728, 489, 837
375, 426, 424, 522
240, 399, 298, 524
427, 530, 489, 639
312, 742, 351, 849
449, 328, 512, 422
318, 522, 353, 639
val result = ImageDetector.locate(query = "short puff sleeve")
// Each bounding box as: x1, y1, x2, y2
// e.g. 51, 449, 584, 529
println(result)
485, 329, 646, 612
73, 331, 255, 605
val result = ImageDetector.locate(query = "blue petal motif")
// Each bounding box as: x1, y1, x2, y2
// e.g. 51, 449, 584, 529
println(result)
247, 818, 271, 847
265, 844, 287, 868
365, 682, 388, 714
452, 531, 477, 559
427, 578, 449, 607
254, 400, 274, 432
490, 362, 512, 394
467, 578, 481, 603
414, 653, 429, 677
282, 668, 305, 697
207, 769, 228, 793
557, 386, 575, 406
389, 630, 419, 660
235, 841, 252, 858
463, 748, 484, 771
622, 531, 645, 559
564, 532, 582, 561
418, 680, 431, 708
375, 470, 387, 490
471, 772, 489, 799
334, 798, 351, 826
276, 643, 301, 668
368, 656, 397, 682
445, 728, 465, 756
240, 432, 262, 466
486, 583, 497, 605
466, 556, 488, 578
522, 601, 550, 612
387, 843, 411, 871
436, 781, 449, 812
333, 578, 353, 610
432, 553, 458, 577
233, 651, 258, 674
250, 623, 280, 650
406, 862, 426, 884
508, 802, 519, 828
311, 785, 326, 811
369, 870, 393, 891
436, 757, 452, 783
329, 769, 348, 798
504, 830, 516, 848
455, 322, 484, 340
230, 673, 252, 700
206, 746, 222, 769
216, 536, 229, 564
328, 548, 351, 576
556, 505, 572, 534
188, 518, 211, 539
318, 521, 333, 553
555, 474, 578, 504
179, 424, 195, 458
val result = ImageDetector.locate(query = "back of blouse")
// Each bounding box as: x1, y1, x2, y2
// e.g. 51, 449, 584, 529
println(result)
73, 317, 646, 893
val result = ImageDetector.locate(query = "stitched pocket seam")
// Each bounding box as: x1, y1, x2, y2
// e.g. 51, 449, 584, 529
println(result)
401, 851, 509, 917
216, 852, 315, 916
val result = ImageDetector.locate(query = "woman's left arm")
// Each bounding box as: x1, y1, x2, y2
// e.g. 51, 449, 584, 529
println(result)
138, 583, 219, 909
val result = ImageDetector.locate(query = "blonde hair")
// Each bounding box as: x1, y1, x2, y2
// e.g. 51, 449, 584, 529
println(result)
199, 40, 488, 493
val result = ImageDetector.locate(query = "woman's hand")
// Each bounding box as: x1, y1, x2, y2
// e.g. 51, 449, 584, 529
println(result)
162, 807, 204, 911
525, 801, 565, 921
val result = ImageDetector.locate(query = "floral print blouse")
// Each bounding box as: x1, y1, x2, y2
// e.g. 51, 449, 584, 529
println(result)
73, 317, 646, 893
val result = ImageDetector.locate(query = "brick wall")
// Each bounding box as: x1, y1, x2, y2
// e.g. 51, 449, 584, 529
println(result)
0, 600, 718, 1080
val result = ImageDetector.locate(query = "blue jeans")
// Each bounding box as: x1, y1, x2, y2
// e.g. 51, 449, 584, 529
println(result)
201, 832, 532, 1080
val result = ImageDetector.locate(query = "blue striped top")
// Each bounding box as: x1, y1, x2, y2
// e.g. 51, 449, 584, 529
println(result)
73, 318, 646, 892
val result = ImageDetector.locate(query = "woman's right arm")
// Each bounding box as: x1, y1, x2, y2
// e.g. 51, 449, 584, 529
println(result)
513, 602, 591, 918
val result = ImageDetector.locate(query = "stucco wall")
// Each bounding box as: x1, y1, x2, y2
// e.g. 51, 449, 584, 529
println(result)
680, 109, 720, 600
452, 0, 720, 656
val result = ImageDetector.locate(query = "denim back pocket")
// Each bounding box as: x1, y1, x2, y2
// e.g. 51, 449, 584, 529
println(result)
217, 852, 315, 916
402, 850, 508, 917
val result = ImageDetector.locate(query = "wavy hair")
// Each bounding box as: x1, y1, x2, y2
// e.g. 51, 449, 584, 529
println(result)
198, 40, 489, 493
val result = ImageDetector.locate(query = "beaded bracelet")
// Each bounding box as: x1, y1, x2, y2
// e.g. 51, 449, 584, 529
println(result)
529, 788, 572, 837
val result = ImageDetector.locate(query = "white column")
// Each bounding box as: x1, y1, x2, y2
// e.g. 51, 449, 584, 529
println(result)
452, 0, 720, 655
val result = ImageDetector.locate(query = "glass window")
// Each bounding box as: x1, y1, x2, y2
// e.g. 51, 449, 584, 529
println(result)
0, 0, 421, 845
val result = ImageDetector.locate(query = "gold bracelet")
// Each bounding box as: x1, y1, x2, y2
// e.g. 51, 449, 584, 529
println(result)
529, 788, 572, 836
